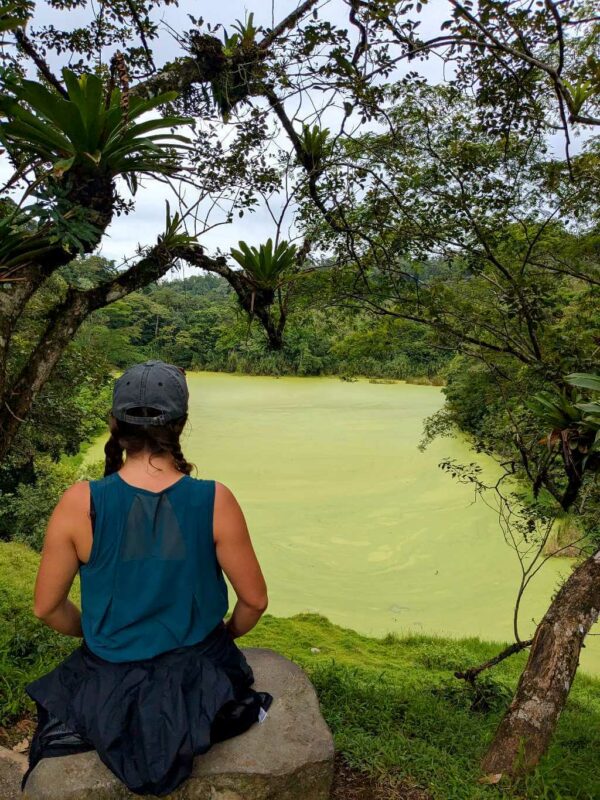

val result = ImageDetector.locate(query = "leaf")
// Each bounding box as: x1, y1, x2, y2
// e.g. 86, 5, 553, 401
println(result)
477, 773, 504, 785
16, 79, 87, 145
52, 156, 75, 177
81, 150, 102, 165
575, 402, 600, 414
127, 91, 184, 118
0, 70, 191, 195
0, 1, 31, 33
565, 373, 600, 393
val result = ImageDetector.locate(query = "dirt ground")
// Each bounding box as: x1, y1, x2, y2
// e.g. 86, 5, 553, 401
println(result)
330, 752, 431, 800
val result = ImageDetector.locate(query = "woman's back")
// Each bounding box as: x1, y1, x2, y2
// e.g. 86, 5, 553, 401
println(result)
25, 360, 271, 796
81, 472, 229, 662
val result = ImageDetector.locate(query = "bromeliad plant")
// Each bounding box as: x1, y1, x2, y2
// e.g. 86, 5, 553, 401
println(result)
229, 237, 298, 315
0, 66, 193, 192
230, 237, 297, 303
298, 124, 330, 174
530, 373, 600, 459
221, 12, 259, 57
0, 67, 193, 272
527, 373, 600, 508
157, 202, 196, 250
207, 12, 265, 122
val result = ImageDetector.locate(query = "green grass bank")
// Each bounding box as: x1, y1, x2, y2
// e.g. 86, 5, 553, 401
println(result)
2, 541, 600, 800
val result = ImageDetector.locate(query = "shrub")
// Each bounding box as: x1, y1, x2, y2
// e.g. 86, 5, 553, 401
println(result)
0, 457, 104, 551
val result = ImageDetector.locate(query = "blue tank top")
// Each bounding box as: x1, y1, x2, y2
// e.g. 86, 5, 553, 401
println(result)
79, 472, 229, 662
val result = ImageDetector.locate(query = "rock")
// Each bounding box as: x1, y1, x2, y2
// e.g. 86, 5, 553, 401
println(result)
310, 647, 320, 654
0, 745, 27, 800
22, 648, 334, 800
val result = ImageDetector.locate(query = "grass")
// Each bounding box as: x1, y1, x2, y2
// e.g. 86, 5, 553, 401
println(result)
2, 541, 600, 799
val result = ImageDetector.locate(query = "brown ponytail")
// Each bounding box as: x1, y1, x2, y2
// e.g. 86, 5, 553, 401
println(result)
104, 430, 125, 476
103, 409, 197, 477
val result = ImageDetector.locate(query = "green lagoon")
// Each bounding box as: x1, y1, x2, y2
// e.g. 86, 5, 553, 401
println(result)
83, 371, 600, 674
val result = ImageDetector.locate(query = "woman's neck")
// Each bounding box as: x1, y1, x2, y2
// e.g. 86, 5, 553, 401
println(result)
118, 451, 182, 488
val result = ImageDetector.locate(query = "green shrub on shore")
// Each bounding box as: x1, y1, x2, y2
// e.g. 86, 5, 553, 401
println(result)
0, 458, 104, 552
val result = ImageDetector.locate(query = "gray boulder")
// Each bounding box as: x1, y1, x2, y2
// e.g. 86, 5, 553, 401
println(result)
22, 647, 334, 800
0, 745, 28, 800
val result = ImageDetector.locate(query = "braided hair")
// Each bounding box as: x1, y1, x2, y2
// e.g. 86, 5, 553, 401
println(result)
104, 407, 196, 478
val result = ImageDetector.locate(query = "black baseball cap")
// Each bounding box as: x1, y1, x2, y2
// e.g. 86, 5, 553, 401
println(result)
111, 360, 189, 426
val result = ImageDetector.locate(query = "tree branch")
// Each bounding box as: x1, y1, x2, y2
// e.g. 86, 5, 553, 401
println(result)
455, 639, 534, 684
0, 240, 180, 460
14, 29, 68, 97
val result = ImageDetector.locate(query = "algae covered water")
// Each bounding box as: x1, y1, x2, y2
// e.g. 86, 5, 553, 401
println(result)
83, 372, 600, 674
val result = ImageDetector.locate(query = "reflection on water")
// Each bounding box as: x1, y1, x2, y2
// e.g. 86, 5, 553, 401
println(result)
84, 372, 600, 675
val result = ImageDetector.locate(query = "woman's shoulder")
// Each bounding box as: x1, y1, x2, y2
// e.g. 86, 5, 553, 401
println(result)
61, 479, 90, 499
60, 475, 117, 505
53, 480, 91, 518
213, 481, 242, 508
189, 475, 225, 490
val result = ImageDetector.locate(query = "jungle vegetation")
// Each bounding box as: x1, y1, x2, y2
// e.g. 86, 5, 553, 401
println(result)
0, 0, 599, 786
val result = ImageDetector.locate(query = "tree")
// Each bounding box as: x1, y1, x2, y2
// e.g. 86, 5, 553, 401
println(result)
1, 0, 433, 458
297, 77, 600, 777
369, 0, 600, 157
0, 0, 327, 460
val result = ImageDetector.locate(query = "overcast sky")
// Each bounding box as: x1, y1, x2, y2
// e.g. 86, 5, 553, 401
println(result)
1, 1, 584, 280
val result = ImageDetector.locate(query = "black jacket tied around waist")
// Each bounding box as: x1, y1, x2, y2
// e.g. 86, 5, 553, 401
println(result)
22, 620, 273, 797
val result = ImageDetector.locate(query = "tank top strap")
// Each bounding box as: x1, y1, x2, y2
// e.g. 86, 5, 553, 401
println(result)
87, 475, 112, 570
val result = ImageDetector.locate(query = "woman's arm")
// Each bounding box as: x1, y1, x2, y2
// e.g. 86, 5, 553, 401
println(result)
213, 482, 268, 639
32, 481, 89, 638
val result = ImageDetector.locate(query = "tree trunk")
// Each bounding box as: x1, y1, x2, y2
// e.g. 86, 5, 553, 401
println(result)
481, 549, 600, 778
0, 244, 177, 462
178, 246, 286, 350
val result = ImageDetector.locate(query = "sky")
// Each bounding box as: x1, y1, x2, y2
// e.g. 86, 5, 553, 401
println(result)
0, 0, 586, 279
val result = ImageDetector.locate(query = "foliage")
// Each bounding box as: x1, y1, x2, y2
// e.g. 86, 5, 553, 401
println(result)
6, 0, 174, 77
0, 67, 192, 193
299, 124, 330, 172
432, 356, 600, 547
306, 80, 600, 514
0, 1, 31, 36
0, 65, 195, 285
528, 373, 600, 473
0, 456, 102, 551
221, 12, 259, 56
0, 450, 107, 548
0, 262, 113, 537
208, 12, 265, 122
433, 673, 514, 714
158, 201, 196, 249
0, 543, 81, 723
80, 262, 450, 380
323, 0, 599, 147
229, 238, 298, 291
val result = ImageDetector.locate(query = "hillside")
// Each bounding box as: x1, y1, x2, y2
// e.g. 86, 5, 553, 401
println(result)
2, 542, 600, 799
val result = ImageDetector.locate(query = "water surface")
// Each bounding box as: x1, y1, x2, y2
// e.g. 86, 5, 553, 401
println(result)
84, 372, 600, 674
